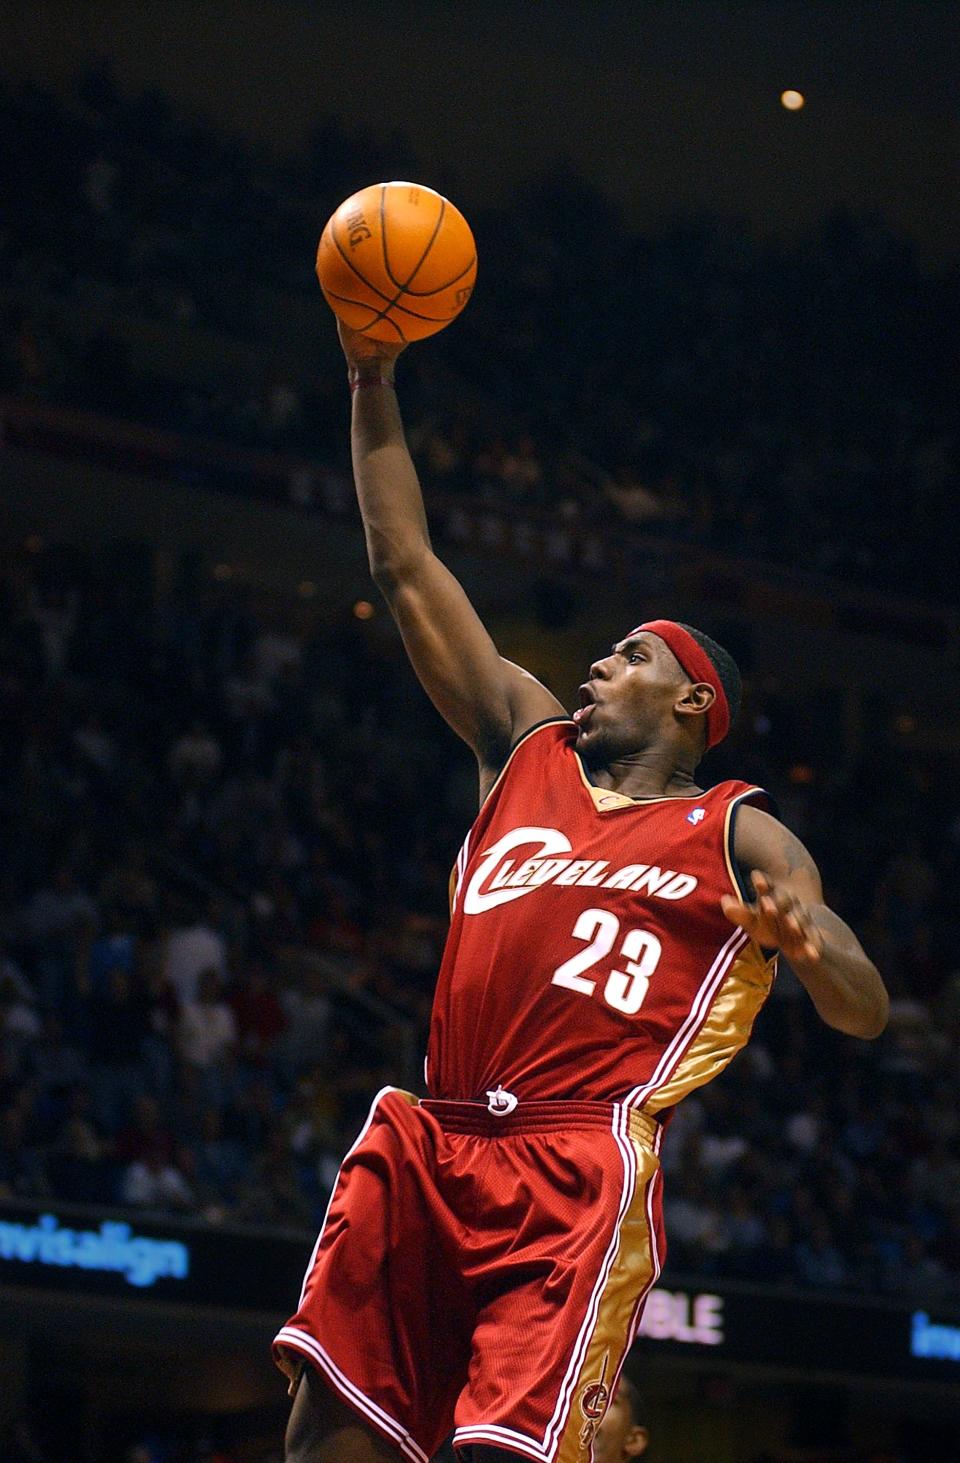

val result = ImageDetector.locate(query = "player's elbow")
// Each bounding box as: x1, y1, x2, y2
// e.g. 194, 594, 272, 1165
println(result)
833, 981, 889, 1040
860, 983, 890, 1040
809, 956, 889, 1039
844, 1009, 887, 1041
368, 540, 431, 593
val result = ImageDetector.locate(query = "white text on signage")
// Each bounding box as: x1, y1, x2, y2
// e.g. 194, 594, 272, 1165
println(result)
637, 1289, 724, 1346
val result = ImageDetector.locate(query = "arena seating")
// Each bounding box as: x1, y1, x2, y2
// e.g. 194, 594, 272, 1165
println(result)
1, 71, 958, 1319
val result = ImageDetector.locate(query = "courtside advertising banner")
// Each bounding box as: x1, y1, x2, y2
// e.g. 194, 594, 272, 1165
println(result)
2, 1202, 958, 1384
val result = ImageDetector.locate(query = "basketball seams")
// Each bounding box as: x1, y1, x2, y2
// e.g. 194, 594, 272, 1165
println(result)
326, 283, 466, 339
329, 204, 412, 339
385, 293, 472, 322
326, 284, 467, 331
322, 291, 381, 322
329, 219, 396, 308
331, 194, 455, 338
370, 312, 406, 343
379, 187, 475, 297
322, 290, 408, 343
380, 187, 449, 295
398, 197, 446, 292
327, 221, 417, 341
321, 182, 476, 340
400, 254, 478, 297
378, 184, 393, 290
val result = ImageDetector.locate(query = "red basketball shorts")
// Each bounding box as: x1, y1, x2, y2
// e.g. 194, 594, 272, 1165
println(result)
273, 1088, 665, 1463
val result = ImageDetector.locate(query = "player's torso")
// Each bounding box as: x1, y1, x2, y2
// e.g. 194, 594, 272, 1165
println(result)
427, 720, 775, 1112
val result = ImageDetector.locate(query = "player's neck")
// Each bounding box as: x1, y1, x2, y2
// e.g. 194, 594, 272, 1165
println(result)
590, 747, 703, 800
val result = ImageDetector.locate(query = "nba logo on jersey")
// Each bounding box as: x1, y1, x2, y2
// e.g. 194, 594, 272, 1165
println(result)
687, 807, 707, 825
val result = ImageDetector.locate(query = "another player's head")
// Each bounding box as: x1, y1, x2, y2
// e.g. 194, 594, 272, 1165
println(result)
593, 1374, 650, 1460
574, 618, 741, 770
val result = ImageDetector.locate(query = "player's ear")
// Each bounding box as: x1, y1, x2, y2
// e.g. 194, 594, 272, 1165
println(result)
624, 1424, 650, 1456
675, 681, 715, 720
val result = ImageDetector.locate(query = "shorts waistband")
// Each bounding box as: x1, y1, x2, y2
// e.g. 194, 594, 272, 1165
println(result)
419, 1097, 659, 1149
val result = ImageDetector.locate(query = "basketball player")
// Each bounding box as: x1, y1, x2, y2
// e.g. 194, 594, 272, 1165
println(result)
274, 324, 888, 1463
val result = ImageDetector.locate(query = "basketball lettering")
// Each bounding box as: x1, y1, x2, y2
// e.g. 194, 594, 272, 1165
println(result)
345, 209, 372, 248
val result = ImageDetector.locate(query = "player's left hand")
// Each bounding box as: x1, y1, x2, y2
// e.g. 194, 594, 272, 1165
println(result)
720, 870, 824, 964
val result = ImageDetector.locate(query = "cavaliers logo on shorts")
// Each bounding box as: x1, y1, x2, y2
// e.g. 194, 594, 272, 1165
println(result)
578, 1353, 611, 1449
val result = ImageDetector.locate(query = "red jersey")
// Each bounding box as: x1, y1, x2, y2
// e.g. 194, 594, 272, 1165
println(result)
427, 719, 776, 1113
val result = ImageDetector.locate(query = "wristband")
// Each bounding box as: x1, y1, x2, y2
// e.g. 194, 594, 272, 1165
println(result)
349, 375, 394, 393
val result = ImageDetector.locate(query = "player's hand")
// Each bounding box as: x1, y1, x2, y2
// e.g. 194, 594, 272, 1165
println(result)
720, 870, 824, 964
337, 319, 406, 372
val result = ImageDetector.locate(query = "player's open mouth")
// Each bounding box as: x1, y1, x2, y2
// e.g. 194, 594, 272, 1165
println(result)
573, 686, 597, 726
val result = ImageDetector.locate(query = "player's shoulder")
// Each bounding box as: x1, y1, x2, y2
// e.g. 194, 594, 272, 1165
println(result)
707, 779, 774, 811
731, 800, 817, 877
709, 782, 777, 854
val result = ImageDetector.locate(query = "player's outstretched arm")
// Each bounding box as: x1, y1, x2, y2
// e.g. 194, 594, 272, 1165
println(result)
338, 323, 564, 777
724, 805, 889, 1039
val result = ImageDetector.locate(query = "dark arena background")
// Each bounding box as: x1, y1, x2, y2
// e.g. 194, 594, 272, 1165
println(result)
1, 2, 959, 1460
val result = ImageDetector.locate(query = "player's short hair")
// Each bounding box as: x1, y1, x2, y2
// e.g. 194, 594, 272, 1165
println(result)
676, 622, 742, 730
614, 1372, 648, 1428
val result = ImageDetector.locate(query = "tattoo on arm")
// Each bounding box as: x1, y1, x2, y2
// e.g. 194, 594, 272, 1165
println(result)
733, 806, 824, 904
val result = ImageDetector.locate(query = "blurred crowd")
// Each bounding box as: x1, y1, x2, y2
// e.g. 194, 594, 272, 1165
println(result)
1, 68, 957, 597
1, 68, 960, 1318
1, 546, 960, 1312
0, 545, 458, 1233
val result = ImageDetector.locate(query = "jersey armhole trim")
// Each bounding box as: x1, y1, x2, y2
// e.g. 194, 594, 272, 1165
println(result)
723, 787, 773, 902
508, 714, 575, 755
478, 716, 574, 812
724, 789, 780, 966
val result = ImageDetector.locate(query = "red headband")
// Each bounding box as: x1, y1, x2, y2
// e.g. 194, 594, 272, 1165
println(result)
628, 619, 730, 749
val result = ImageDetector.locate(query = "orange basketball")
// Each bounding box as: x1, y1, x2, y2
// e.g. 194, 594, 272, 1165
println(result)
316, 181, 477, 343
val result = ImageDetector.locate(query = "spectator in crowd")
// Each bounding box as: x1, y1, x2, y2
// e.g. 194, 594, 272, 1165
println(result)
177, 966, 238, 1105
121, 1140, 196, 1212
593, 1374, 649, 1461
164, 903, 229, 1006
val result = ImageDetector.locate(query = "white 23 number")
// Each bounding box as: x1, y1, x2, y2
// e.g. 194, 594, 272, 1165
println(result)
551, 908, 662, 1015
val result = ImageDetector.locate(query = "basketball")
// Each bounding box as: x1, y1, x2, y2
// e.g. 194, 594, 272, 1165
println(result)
316, 181, 477, 343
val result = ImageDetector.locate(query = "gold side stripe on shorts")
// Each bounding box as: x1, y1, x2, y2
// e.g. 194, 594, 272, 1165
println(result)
554, 1128, 659, 1463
